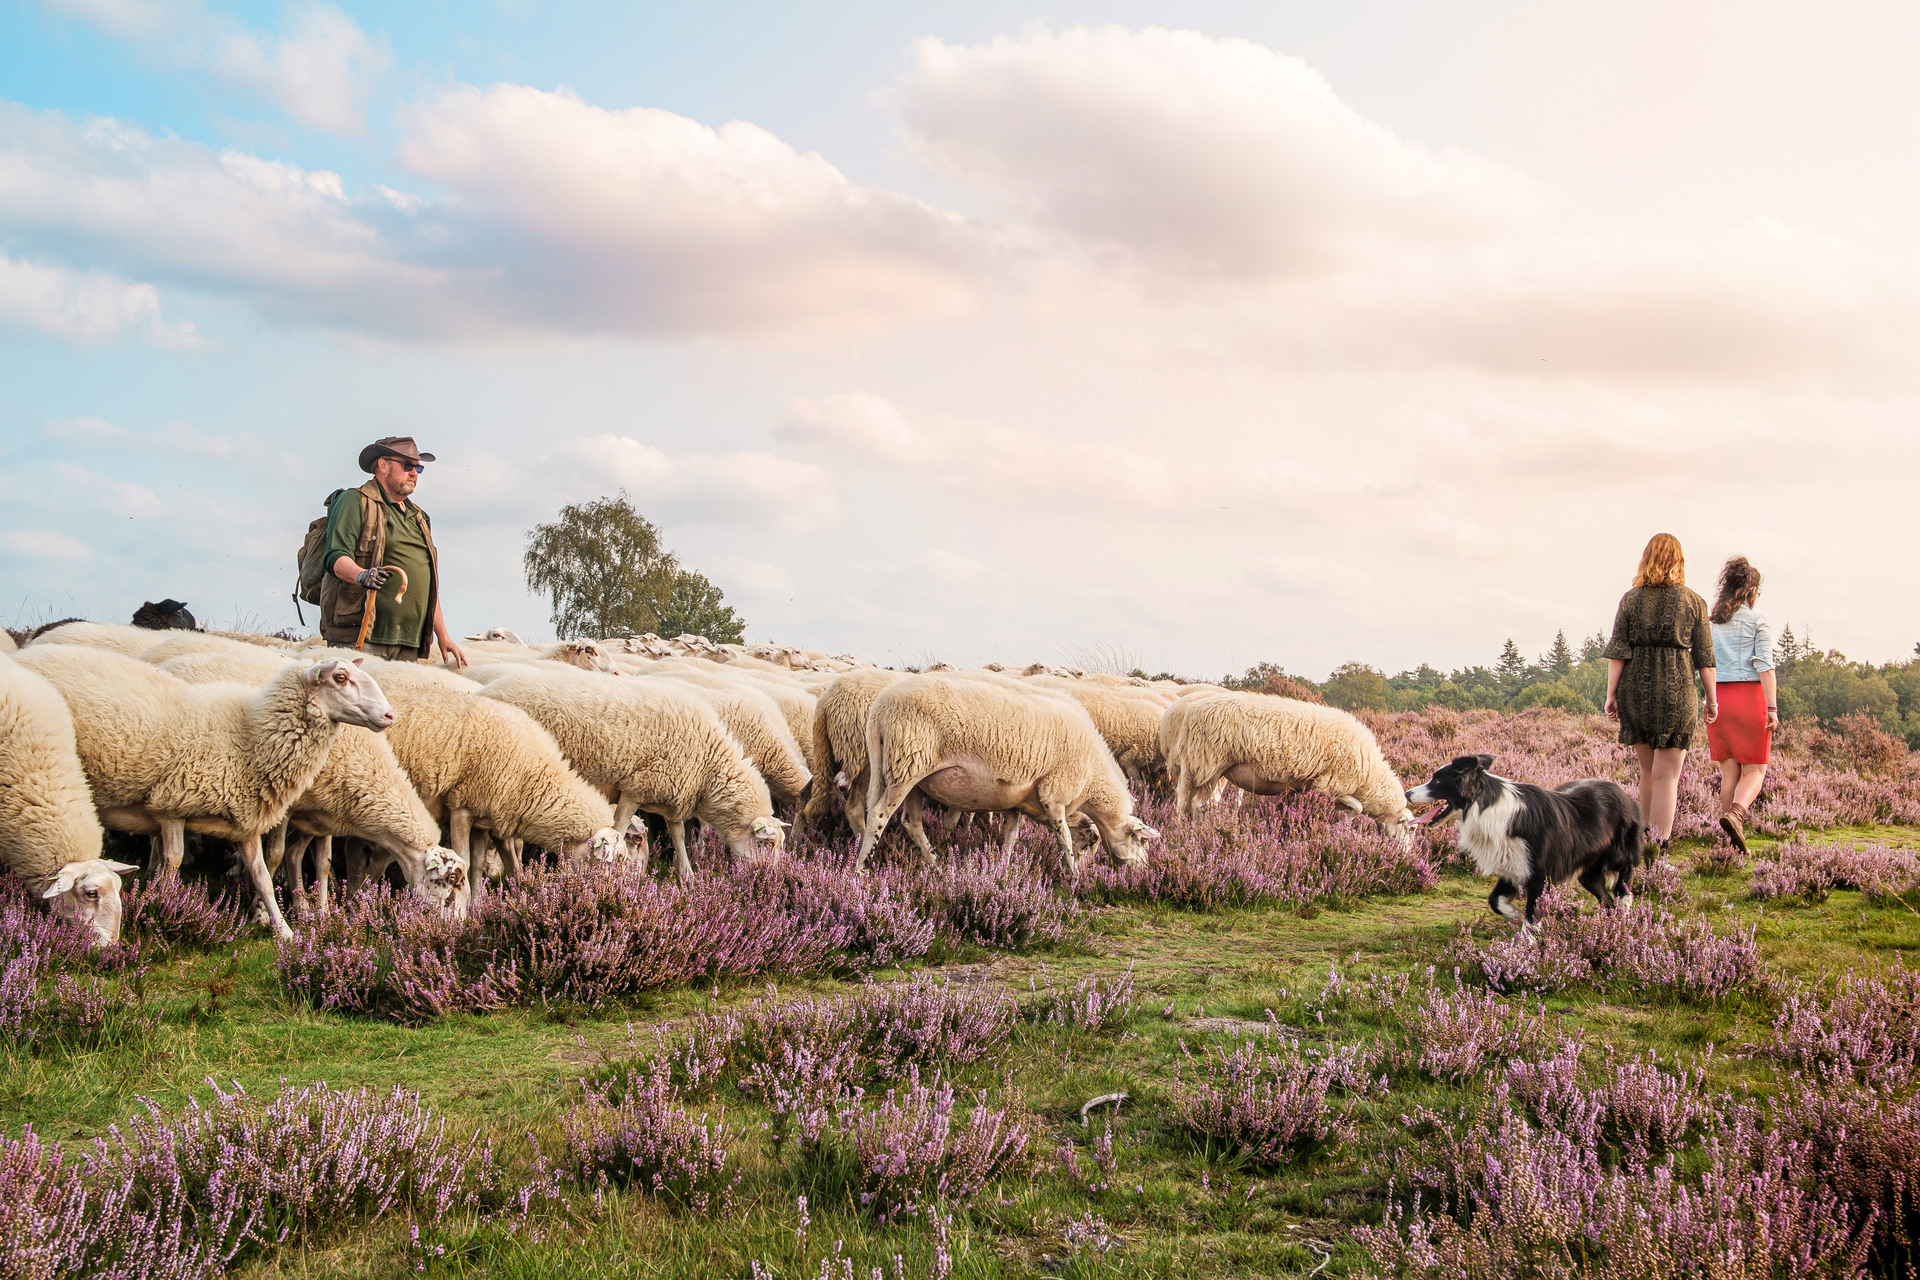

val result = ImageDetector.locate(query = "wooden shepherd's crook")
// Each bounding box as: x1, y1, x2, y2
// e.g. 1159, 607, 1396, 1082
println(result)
353, 566, 409, 652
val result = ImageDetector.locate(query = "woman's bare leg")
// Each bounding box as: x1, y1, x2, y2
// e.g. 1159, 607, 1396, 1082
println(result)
1639, 746, 1686, 843
1732, 763, 1768, 811
1716, 759, 1741, 815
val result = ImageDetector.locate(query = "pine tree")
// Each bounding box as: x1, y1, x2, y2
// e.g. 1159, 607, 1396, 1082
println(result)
1778, 624, 1798, 665
1496, 638, 1529, 693
1545, 629, 1574, 679
1580, 633, 1606, 664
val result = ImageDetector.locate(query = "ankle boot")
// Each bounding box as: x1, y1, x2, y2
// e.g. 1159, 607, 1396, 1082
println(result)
1719, 804, 1749, 856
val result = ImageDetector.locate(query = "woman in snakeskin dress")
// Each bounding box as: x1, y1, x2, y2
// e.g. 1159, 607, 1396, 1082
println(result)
1603, 533, 1718, 853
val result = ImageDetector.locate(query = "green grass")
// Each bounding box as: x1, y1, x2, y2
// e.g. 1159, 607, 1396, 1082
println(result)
14, 824, 1920, 1279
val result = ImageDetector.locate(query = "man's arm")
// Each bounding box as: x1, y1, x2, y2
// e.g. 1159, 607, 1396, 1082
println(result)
432, 598, 468, 667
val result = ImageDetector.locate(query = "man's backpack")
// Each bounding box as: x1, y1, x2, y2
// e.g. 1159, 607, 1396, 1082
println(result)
294, 488, 370, 622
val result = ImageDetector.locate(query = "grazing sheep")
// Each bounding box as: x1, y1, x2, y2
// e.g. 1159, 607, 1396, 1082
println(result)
858, 675, 1159, 877
1023, 675, 1168, 787
465, 627, 526, 644
1166, 691, 1414, 840
138, 630, 286, 666
1158, 688, 1233, 811
355, 660, 622, 873
800, 667, 911, 835
0, 654, 135, 947
157, 649, 453, 913
632, 665, 812, 810
14, 646, 394, 939
538, 640, 620, 673
476, 666, 783, 880
24, 621, 160, 657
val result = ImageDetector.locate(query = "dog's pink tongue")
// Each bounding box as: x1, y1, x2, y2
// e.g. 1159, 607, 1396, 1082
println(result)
1417, 805, 1450, 826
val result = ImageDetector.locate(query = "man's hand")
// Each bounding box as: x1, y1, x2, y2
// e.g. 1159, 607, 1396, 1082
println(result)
442, 640, 469, 668
355, 566, 392, 590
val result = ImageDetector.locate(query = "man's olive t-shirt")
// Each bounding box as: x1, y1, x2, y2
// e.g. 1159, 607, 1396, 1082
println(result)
323, 488, 433, 648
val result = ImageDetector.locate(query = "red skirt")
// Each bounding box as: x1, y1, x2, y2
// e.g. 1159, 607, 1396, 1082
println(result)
1708, 681, 1771, 764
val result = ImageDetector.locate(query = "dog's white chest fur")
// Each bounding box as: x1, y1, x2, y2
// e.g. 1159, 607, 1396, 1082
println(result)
1459, 780, 1531, 885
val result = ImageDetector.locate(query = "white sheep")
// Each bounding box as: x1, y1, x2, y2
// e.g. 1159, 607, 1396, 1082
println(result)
0, 654, 136, 946
355, 660, 623, 877
1166, 691, 1414, 839
465, 627, 526, 645
631, 665, 812, 810
1158, 687, 1233, 811
475, 665, 783, 881
857, 675, 1158, 877
156, 649, 456, 914
0, 631, 17, 654
14, 646, 394, 939
24, 621, 160, 657
1023, 675, 1168, 787
799, 667, 911, 835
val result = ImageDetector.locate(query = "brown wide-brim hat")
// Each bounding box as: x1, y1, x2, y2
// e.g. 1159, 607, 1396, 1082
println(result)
358, 436, 438, 473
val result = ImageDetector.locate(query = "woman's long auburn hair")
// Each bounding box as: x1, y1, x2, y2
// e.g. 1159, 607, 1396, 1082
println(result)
1711, 556, 1762, 624
1633, 533, 1686, 588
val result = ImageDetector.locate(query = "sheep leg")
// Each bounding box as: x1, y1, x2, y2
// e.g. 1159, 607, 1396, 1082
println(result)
998, 812, 1025, 856
280, 833, 315, 913
669, 820, 694, 883
314, 836, 333, 914
159, 819, 186, 877
469, 829, 494, 902
450, 808, 472, 857
265, 822, 289, 874
1051, 808, 1080, 882
1174, 765, 1195, 819
613, 794, 641, 839
238, 833, 294, 940
856, 776, 923, 873
502, 838, 524, 879
900, 792, 937, 864
845, 766, 869, 838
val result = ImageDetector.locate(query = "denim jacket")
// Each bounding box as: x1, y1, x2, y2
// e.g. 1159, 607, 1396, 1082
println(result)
1711, 606, 1774, 682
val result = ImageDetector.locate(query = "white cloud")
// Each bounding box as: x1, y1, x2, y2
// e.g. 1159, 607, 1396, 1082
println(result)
915, 547, 990, 586
53, 465, 172, 518
40, 0, 391, 134
895, 25, 1537, 279
776, 390, 1363, 518
0, 252, 197, 346
1, 529, 95, 560
562, 435, 843, 531
394, 85, 987, 339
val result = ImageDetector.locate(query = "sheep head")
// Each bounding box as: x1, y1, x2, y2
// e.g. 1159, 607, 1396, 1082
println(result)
420, 846, 467, 916
553, 641, 620, 675
1111, 816, 1160, 867
725, 816, 788, 865
307, 659, 396, 731
43, 859, 138, 948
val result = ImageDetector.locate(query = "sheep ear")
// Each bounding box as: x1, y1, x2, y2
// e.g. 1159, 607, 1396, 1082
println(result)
1339, 795, 1365, 812
102, 861, 140, 874
42, 871, 76, 898
352, 658, 365, 667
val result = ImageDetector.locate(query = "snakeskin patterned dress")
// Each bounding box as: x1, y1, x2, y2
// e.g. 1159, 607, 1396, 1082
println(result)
1604, 584, 1714, 749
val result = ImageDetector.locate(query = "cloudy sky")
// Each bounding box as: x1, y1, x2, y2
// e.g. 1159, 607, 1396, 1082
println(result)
1, 1, 1914, 676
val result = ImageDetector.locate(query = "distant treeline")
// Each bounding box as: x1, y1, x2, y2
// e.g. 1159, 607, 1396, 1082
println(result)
1144, 628, 1920, 749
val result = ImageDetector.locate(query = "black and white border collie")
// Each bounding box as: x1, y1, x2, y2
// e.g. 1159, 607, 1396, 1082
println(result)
1405, 754, 1643, 925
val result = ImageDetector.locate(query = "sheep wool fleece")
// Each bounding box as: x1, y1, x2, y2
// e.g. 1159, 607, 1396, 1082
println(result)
0, 654, 104, 888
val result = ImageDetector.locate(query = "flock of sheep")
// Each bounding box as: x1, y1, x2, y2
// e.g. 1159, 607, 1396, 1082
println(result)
0, 621, 1417, 949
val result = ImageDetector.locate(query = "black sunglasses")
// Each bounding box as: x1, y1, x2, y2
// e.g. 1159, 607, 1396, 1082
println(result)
387, 458, 425, 474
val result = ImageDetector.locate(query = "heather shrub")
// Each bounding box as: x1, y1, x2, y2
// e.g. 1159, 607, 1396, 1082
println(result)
1631, 854, 1688, 903
1170, 1034, 1384, 1166
837, 1068, 1033, 1221
0, 879, 154, 1051
1024, 963, 1138, 1034
115, 874, 248, 956
1463, 888, 1761, 1001
563, 1063, 742, 1215
895, 845, 1080, 950
1762, 965, 1920, 1088
1691, 839, 1745, 877
1768, 1080, 1920, 1253
1748, 837, 1920, 905
1358, 1095, 1871, 1280
1078, 793, 1438, 911
1404, 974, 1558, 1082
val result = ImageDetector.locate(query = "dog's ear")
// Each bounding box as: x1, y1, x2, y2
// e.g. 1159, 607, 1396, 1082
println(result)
1474, 753, 1494, 771
1448, 754, 1481, 772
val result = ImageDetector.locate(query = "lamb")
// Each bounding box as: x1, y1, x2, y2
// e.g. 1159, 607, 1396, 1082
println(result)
858, 675, 1159, 877
156, 649, 455, 914
476, 666, 783, 880
1165, 691, 1414, 840
799, 667, 911, 835
14, 646, 394, 939
354, 660, 623, 876
0, 655, 136, 946
24, 620, 162, 657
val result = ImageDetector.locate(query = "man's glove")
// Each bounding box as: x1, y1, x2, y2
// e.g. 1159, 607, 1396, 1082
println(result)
355, 566, 392, 590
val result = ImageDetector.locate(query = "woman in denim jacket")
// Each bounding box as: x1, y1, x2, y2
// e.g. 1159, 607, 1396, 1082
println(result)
1707, 556, 1777, 853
